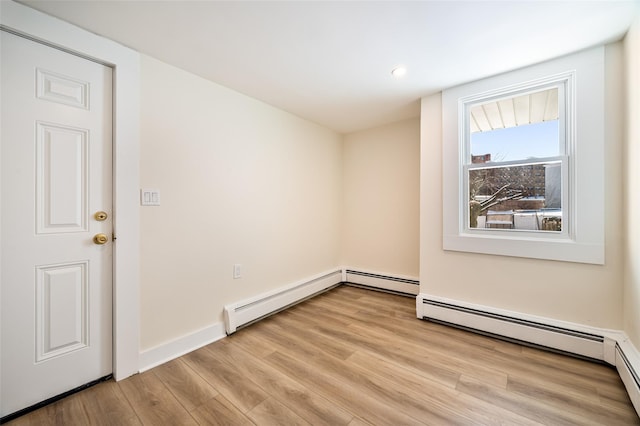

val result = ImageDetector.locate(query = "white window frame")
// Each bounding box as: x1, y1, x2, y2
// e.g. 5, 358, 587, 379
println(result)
442, 46, 605, 264
462, 76, 571, 238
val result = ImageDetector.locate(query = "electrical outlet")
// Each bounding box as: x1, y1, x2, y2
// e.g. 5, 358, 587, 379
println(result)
233, 264, 242, 279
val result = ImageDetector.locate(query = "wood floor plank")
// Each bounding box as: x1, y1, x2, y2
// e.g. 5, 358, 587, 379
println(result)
520, 344, 624, 388
287, 301, 360, 329
227, 327, 280, 361
5, 393, 91, 426
322, 290, 415, 319
226, 327, 277, 359
506, 374, 639, 425
189, 394, 254, 426
303, 320, 462, 388
268, 309, 356, 360
263, 349, 427, 425
345, 320, 510, 388
348, 292, 416, 317
241, 319, 321, 360
209, 340, 354, 426
446, 337, 624, 404
309, 292, 368, 315
346, 350, 541, 426
76, 379, 142, 426
600, 381, 640, 405
5, 381, 142, 426
467, 344, 623, 398
379, 311, 624, 400
347, 418, 373, 426
286, 345, 476, 425
277, 304, 495, 393
313, 292, 505, 356
598, 392, 640, 424
508, 366, 601, 405
456, 374, 621, 426
152, 358, 219, 412
181, 345, 267, 414
247, 319, 475, 424
117, 371, 197, 425
246, 398, 311, 426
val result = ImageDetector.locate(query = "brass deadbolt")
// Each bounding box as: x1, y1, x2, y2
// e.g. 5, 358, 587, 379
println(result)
93, 233, 109, 245
94, 211, 108, 221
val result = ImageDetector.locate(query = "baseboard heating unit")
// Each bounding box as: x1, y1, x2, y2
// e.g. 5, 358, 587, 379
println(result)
224, 269, 342, 334
418, 295, 605, 361
616, 340, 640, 413
345, 269, 419, 296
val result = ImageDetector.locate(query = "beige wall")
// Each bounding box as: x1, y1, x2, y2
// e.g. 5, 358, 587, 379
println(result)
420, 42, 625, 329
140, 55, 342, 350
137, 31, 636, 352
624, 15, 640, 347
342, 118, 420, 278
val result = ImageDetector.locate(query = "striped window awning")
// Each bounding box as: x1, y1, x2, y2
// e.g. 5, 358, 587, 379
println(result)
470, 87, 558, 133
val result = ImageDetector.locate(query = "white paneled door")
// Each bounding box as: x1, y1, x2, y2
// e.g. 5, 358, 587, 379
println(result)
1, 30, 113, 417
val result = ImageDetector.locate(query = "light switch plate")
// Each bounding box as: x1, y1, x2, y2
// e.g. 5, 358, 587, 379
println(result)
233, 264, 242, 279
140, 189, 160, 206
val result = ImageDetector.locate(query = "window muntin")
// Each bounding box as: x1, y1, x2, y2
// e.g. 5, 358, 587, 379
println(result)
462, 84, 568, 234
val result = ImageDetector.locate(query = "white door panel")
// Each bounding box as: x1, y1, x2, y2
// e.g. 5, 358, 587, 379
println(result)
36, 122, 89, 233
1, 30, 113, 417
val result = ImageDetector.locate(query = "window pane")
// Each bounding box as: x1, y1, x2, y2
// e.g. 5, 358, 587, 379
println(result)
469, 87, 559, 163
468, 162, 562, 232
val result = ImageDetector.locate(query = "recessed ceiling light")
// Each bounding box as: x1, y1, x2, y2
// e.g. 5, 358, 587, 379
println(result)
391, 66, 407, 78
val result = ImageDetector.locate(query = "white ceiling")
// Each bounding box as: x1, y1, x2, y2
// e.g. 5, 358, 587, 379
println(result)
17, 0, 640, 134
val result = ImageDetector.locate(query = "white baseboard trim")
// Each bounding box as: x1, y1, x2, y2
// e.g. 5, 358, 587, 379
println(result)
224, 268, 343, 334
344, 268, 419, 296
417, 293, 640, 415
138, 322, 226, 373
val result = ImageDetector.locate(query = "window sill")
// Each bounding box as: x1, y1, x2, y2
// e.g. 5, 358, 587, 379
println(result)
443, 232, 604, 265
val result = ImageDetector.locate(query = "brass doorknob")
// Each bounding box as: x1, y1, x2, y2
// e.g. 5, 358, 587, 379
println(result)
93, 233, 109, 245
94, 211, 108, 221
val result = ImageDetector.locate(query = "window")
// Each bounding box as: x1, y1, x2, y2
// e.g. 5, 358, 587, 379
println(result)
441, 46, 605, 264
464, 82, 568, 234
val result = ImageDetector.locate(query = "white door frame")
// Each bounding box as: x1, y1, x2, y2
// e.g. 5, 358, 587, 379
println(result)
0, 1, 140, 380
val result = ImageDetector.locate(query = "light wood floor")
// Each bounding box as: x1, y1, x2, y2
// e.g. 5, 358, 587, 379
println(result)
6, 285, 639, 425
